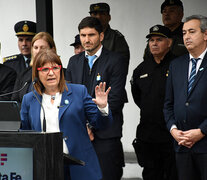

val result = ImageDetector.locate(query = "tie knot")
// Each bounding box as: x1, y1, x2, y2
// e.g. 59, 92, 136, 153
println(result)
87, 55, 96, 69
191, 58, 200, 64
87, 55, 96, 61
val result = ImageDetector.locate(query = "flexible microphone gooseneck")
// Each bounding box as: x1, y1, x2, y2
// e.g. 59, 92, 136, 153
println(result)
32, 77, 46, 132
0, 81, 28, 97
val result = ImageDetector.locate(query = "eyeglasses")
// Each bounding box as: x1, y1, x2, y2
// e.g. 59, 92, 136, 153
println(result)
37, 65, 61, 74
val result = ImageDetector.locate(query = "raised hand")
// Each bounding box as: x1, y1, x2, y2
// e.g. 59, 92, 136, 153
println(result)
92, 82, 111, 108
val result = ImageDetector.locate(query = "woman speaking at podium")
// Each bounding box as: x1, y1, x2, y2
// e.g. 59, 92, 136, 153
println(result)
20, 49, 112, 180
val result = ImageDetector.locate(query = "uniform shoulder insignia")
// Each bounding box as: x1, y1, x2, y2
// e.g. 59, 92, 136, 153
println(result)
3, 55, 18, 63
115, 30, 124, 37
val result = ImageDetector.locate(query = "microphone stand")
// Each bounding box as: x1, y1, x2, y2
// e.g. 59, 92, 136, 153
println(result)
0, 82, 28, 97
32, 79, 46, 132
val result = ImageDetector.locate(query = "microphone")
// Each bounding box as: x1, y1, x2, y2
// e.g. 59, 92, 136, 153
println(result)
32, 77, 38, 85
31, 77, 47, 132
0, 81, 28, 97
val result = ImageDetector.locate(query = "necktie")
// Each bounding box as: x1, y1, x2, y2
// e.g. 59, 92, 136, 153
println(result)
26, 58, 31, 68
188, 58, 200, 93
87, 55, 96, 69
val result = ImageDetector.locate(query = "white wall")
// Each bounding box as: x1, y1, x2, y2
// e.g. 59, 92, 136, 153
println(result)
0, 0, 207, 151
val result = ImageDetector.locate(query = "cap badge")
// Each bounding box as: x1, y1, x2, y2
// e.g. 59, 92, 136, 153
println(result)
153, 26, 159, 32
23, 24, 29, 32
169, 0, 175, 5
94, 5, 100, 11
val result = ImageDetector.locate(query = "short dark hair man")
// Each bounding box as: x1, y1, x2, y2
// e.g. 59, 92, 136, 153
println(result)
89, 2, 130, 67
66, 16, 128, 180
3, 20, 36, 75
131, 25, 177, 180
164, 15, 207, 180
70, 34, 84, 55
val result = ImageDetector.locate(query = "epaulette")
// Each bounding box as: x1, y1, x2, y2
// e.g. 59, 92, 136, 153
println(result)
3, 55, 18, 63
115, 30, 124, 37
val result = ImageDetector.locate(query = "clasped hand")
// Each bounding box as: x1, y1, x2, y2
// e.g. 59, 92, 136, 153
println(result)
171, 128, 205, 148
92, 82, 111, 108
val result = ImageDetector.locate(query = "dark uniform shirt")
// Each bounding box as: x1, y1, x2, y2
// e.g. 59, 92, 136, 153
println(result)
0, 64, 17, 100
3, 54, 29, 75
102, 25, 130, 68
11, 67, 32, 104
131, 51, 176, 143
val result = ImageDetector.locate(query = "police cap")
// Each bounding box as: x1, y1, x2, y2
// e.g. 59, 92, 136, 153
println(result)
161, 0, 183, 13
146, 25, 172, 39
14, 20, 36, 36
70, 34, 81, 46
89, 3, 110, 14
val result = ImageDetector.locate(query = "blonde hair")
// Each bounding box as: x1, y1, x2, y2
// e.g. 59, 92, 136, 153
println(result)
30, 32, 57, 66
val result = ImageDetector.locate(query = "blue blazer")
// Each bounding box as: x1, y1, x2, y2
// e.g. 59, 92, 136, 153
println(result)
164, 52, 207, 153
20, 83, 112, 180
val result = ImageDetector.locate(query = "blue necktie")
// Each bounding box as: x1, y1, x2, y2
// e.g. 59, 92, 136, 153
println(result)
188, 58, 200, 93
87, 55, 96, 69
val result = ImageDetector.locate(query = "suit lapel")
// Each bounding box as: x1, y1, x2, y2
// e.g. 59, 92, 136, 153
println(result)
58, 85, 73, 121
182, 55, 190, 97
90, 48, 108, 95
75, 53, 85, 84
189, 52, 207, 95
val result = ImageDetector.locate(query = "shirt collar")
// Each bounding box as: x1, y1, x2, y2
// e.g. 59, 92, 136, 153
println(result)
189, 47, 207, 61
85, 45, 103, 59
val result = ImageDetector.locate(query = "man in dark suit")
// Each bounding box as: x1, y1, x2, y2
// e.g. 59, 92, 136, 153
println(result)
3, 20, 36, 75
66, 16, 128, 180
0, 64, 17, 100
164, 15, 207, 180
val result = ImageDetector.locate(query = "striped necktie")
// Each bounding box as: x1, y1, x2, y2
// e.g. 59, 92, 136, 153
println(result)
188, 58, 200, 93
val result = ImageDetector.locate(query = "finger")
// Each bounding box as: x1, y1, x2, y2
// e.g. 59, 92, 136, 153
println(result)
95, 84, 100, 94
105, 86, 111, 95
102, 82, 106, 92
178, 139, 186, 145
92, 98, 97, 104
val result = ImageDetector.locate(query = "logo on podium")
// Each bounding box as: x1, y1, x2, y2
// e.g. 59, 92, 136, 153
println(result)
0, 153, 7, 166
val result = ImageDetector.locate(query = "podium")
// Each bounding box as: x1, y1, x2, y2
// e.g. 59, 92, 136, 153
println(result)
0, 132, 63, 180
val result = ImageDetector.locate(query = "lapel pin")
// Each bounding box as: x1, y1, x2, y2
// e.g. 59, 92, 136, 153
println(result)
96, 73, 101, 81
64, 99, 69, 105
199, 67, 204, 71
140, 74, 148, 78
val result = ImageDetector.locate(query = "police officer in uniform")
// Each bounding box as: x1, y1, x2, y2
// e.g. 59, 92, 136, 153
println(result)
131, 25, 178, 180
70, 34, 85, 55
89, 3, 130, 67
144, 0, 187, 60
3, 20, 36, 75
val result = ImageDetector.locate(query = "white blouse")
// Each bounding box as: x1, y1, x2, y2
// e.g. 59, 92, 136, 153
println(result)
41, 92, 69, 154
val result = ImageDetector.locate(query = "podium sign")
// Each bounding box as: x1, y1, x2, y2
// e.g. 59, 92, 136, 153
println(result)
0, 132, 64, 180
0, 147, 33, 179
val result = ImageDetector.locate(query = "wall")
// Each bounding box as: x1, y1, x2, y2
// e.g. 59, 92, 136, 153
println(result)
0, 0, 207, 151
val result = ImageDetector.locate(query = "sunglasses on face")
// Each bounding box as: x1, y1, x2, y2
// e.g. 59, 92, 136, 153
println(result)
37, 65, 62, 74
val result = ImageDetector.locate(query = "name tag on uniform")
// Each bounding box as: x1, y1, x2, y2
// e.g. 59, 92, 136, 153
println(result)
140, 74, 148, 79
